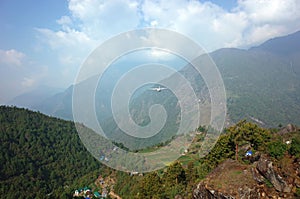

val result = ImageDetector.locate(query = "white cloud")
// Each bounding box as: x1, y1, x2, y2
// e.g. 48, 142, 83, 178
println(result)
237, 0, 300, 24
68, 0, 141, 40
36, 28, 93, 50
35, 0, 144, 87
235, 0, 300, 47
149, 49, 171, 58
140, 0, 300, 50
57, 16, 72, 26
0, 49, 48, 102
38, 0, 300, 55
35, 27, 96, 83
21, 77, 35, 88
0, 49, 25, 67
34, 0, 300, 89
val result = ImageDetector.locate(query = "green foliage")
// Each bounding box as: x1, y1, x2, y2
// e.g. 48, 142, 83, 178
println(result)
289, 138, 300, 157
267, 141, 287, 159
228, 120, 271, 151
129, 162, 188, 198
264, 178, 274, 188
138, 172, 163, 198
197, 125, 207, 132
114, 171, 140, 198
112, 141, 129, 151
296, 188, 300, 197
164, 161, 186, 185
0, 106, 102, 198
216, 47, 300, 127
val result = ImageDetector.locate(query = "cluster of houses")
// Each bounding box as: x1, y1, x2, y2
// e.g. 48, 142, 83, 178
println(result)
73, 174, 112, 199
73, 186, 108, 199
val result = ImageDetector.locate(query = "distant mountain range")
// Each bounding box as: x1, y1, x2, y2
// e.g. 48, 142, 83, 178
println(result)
250, 30, 300, 56
120, 30, 300, 134
8, 30, 300, 130
6, 85, 64, 111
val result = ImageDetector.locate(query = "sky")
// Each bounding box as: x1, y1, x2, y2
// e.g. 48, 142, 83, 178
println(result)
1, 0, 300, 104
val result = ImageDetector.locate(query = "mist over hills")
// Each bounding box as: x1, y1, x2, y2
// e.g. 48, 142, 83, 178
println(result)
111, 30, 300, 131
250, 30, 300, 56
6, 86, 63, 112
8, 30, 300, 130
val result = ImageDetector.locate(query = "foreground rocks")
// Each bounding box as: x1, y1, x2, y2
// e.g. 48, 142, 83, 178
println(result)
193, 182, 260, 199
256, 155, 292, 193
193, 156, 300, 199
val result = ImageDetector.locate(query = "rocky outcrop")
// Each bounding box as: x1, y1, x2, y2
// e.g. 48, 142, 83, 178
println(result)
278, 124, 298, 135
251, 167, 265, 184
192, 156, 300, 198
256, 156, 292, 193
193, 183, 261, 199
192, 160, 263, 199
193, 183, 235, 199
238, 186, 261, 199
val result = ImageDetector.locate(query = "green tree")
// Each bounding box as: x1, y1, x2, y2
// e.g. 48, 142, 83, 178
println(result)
162, 161, 187, 198
289, 138, 300, 158
267, 141, 287, 159
139, 172, 163, 198
227, 120, 270, 160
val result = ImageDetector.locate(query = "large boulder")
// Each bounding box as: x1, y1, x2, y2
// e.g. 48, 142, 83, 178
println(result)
278, 124, 298, 135
193, 183, 235, 199
256, 156, 292, 193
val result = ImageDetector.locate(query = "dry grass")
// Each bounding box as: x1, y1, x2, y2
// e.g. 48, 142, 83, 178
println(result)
203, 159, 257, 194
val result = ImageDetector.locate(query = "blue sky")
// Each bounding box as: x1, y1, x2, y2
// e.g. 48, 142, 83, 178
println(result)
1, 0, 300, 103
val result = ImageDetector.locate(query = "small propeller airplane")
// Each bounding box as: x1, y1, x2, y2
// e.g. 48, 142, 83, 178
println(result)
149, 86, 167, 92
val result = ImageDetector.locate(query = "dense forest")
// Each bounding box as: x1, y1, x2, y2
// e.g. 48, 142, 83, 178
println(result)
0, 106, 102, 198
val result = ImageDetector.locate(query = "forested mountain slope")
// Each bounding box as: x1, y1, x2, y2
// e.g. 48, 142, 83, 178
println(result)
0, 106, 101, 198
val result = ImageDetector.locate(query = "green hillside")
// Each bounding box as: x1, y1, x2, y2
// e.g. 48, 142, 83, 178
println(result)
0, 106, 102, 198
212, 48, 300, 126
1, 106, 300, 198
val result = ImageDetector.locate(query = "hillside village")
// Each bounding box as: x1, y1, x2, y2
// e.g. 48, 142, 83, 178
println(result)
73, 174, 121, 199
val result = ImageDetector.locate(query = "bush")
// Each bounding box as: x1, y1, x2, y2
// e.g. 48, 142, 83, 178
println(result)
295, 188, 300, 197
267, 141, 287, 159
289, 138, 300, 158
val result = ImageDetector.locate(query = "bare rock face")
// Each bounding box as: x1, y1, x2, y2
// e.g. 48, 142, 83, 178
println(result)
193, 183, 235, 199
193, 183, 261, 199
251, 167, 265, 184
238, 186, 261, 199
278, 124, 297, 135
193, 157, 299, 199
256, 156, 292, 193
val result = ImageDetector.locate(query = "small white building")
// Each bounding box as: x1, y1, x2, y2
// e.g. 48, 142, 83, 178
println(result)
74, 190, 79, 196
